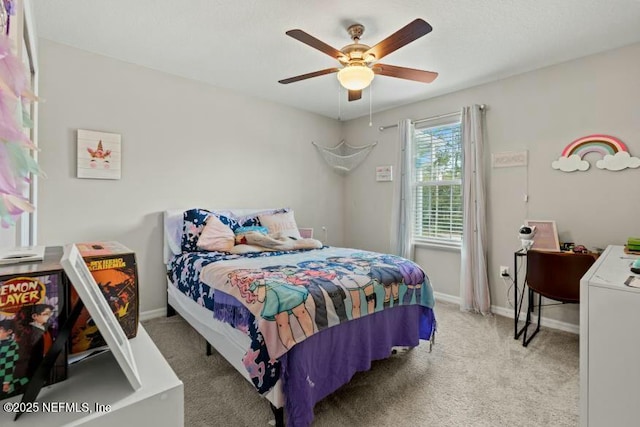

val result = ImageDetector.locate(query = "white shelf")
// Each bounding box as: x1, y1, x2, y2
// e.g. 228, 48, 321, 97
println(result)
0, 324, 184, 426
580, 245, 640, 427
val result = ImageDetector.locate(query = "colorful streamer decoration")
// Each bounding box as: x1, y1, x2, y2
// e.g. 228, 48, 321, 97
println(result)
0, 33, 42, 227
1, 1, 15, 36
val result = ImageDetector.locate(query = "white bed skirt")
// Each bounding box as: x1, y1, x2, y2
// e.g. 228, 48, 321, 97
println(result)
167, 281, 285, 408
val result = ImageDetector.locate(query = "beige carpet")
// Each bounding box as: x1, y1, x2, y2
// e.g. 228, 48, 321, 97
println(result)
143, 301, 578, 426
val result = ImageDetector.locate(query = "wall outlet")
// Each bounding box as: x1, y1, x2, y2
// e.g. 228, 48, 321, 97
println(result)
500, 266, 510, 277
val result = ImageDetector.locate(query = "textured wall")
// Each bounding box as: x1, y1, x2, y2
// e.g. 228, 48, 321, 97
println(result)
343, 43, 640, 326
37, 39, 344, 314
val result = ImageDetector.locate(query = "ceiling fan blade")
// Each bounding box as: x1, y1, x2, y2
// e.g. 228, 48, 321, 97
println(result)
375, 63, 438, 83
364, 19, 433, 61
286, 29, 346, 60
278, 68, 340, 84
348, 90, 362, 102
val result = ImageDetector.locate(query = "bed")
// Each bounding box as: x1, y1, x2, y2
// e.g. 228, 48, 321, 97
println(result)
163, 208, 436, 427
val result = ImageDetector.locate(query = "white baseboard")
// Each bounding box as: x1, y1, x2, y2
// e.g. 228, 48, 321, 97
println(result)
433, 291, 579, 335
140, 308, 166, 322
141, 292, 579, 334
433, 291, 461, 305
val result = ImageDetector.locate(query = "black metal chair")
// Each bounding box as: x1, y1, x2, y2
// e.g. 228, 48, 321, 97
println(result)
522, 250, 596, 347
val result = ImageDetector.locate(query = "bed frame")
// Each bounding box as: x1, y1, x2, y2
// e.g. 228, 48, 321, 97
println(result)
163, 208, 434, 426
163, 209, 285, 425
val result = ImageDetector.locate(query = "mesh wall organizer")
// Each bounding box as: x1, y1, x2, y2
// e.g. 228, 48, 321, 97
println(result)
312, 140, 377, 174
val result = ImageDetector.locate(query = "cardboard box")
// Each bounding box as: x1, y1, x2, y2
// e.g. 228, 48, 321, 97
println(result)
70, 242, 139, 356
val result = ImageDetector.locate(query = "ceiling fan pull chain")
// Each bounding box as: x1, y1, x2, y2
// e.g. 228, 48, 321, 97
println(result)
369, 85, 373, 127
338, 84, 342, 121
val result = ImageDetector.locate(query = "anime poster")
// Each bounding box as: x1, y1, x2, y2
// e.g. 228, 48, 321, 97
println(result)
0, 274, 66, 400
70, 251, 138, 356
77, 129, 122, 180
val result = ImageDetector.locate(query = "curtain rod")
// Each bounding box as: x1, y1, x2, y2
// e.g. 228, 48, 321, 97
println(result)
378, 104, 486, 131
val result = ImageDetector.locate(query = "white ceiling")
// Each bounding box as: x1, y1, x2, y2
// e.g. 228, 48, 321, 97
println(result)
32, 0, 640, 121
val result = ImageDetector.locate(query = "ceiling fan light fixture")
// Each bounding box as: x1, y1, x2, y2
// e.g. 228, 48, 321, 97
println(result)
337, 65, 374, 90
364, 53, 376, 63
281, 19, 436, 101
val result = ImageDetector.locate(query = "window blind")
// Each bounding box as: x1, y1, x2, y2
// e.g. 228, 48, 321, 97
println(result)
413, 120, 463, 243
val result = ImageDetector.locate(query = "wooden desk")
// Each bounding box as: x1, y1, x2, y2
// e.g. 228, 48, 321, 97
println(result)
513, 249, 598, 340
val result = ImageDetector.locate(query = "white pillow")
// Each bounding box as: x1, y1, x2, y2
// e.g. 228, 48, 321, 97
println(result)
258, 210, 302, 239
196, 215, 235, 252
164, 210, 184, 257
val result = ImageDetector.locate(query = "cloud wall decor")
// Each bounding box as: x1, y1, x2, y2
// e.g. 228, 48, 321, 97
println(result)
552, 134, 640, 172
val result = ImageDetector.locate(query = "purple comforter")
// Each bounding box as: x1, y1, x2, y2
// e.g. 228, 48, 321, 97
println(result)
281, 305, 435, 427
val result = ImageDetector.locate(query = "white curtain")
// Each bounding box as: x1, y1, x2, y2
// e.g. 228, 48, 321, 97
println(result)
460, 105, 491, 314
390, 119, 414, 259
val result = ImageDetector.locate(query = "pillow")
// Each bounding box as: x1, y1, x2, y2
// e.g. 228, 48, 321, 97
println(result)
234, 226, 269, 244
214, 212, 240, 232
258, 210, 302, 239
235, 226, 269, 235
234, 208, 290, 227
197, 215, 235, 252
181, 208, 212, 252
182, 208, 239, 252
164, 211, 184, 258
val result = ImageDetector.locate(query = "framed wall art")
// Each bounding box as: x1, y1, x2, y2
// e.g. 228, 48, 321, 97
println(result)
524, 220, 561, 252
77, 129, 122, 180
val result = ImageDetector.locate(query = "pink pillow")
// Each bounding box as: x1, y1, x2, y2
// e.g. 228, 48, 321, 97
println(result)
258, 210, 302, 239
196, 215, 235, 252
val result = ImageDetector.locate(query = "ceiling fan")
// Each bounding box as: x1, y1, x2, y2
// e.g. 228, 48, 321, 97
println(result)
278, 18, 438, 102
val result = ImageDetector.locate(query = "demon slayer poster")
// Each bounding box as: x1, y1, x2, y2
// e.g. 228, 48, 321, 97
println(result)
0, 274, 66, 400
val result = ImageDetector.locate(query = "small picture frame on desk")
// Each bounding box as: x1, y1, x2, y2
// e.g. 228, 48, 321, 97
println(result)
525, 219, 561, 252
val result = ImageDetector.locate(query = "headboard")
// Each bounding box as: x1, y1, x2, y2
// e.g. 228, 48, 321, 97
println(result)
162, 208, 278, 265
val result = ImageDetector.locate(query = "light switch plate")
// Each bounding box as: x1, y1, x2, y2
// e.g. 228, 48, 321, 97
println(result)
376, 165, 393, 181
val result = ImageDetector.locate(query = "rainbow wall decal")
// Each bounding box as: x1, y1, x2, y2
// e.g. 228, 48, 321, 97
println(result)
552, 134, 640, 172
561, 134, 628, 158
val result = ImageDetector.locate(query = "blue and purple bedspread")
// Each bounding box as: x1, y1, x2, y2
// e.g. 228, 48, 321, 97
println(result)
169, 246, 436, 427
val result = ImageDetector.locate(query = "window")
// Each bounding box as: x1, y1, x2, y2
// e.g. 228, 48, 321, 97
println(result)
413, 118, 463, 246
